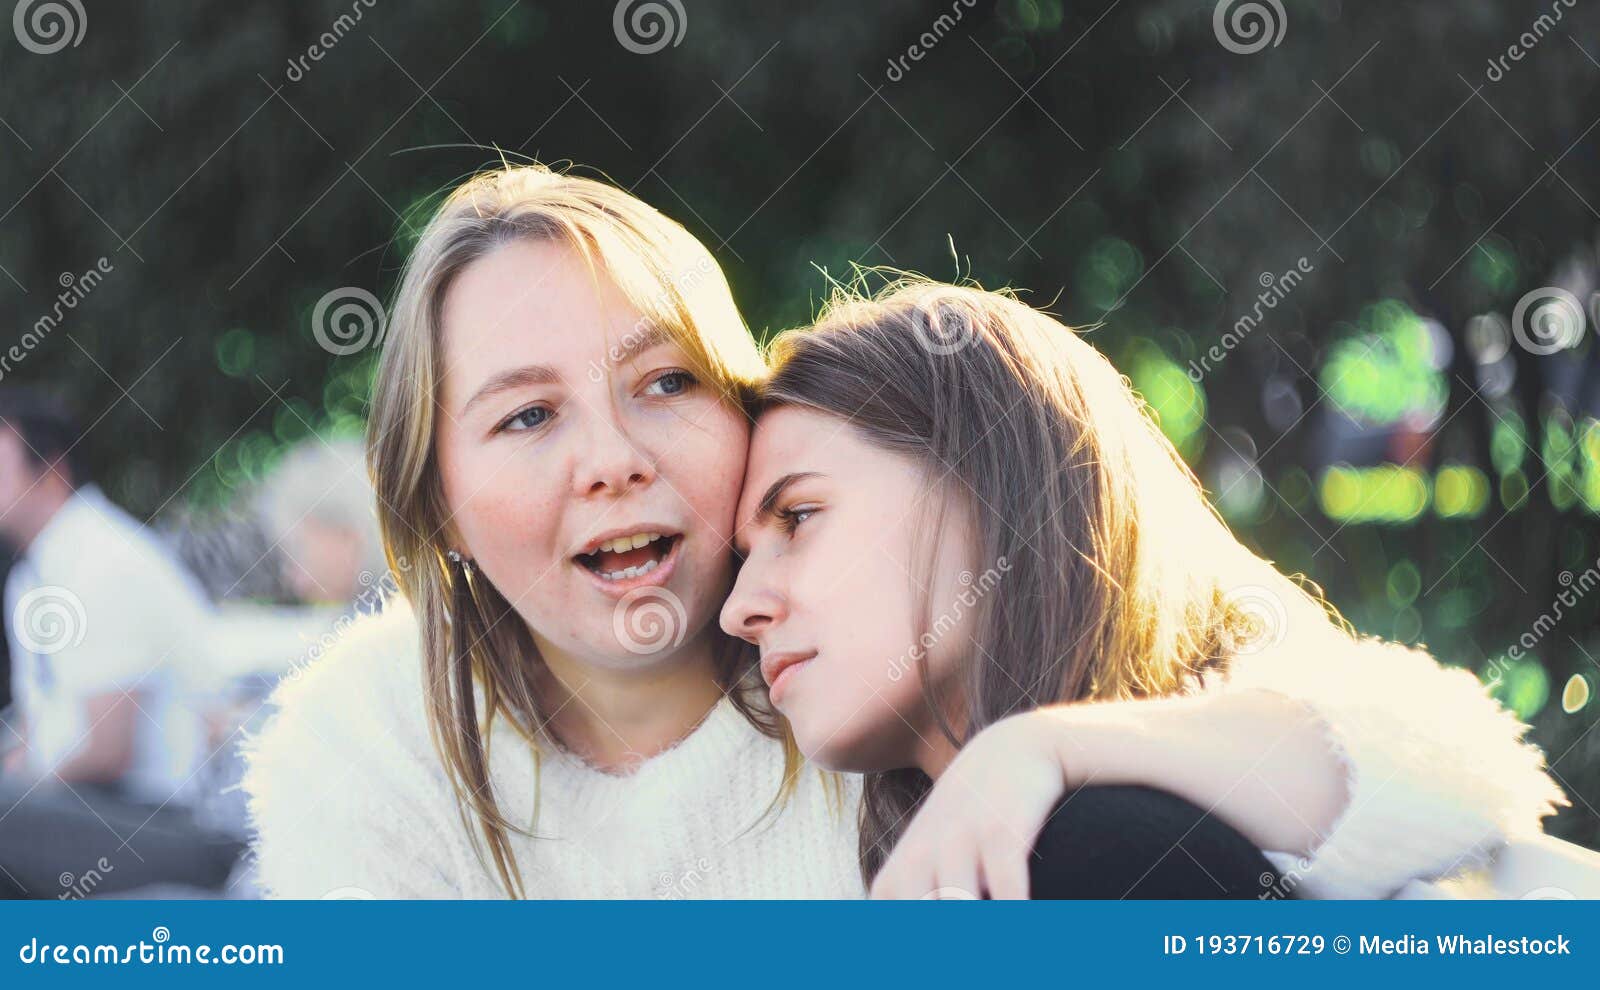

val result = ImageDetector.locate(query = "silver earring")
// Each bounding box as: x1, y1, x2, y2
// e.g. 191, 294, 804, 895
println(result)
446, 549, 463, 564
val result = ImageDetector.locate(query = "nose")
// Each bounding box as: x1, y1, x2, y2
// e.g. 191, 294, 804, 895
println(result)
720, 554, 787, 645
573, 416, 655, 498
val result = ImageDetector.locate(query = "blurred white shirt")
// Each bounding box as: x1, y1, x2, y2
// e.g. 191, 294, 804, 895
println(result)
5, 484, 210, 805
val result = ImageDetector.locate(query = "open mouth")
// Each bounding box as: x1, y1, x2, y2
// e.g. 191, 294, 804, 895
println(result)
574, 531, 682, 582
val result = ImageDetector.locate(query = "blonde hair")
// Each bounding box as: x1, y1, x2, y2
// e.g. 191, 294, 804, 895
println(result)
761, 277, 1354, 880
366, 164, 786, 897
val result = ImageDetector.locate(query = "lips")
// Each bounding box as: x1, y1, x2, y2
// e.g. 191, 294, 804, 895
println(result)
572, 525, 685, 599
760, 650, 817, 704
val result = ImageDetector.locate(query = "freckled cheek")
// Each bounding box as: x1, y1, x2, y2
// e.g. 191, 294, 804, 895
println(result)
454, 461, 568, 579
666, 419, 748, 535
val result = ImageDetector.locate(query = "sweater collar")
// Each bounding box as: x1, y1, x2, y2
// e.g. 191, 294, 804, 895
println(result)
532, 694, 762, 790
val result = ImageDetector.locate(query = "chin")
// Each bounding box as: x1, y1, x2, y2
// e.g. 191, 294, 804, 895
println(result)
794, 718, 893, 775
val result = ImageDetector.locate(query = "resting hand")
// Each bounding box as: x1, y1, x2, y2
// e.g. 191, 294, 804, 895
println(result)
868, 712, 1067, 900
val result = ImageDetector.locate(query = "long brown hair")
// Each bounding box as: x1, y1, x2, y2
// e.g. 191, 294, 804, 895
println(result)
761, 277, 1350, 883
366, 164, 794, 897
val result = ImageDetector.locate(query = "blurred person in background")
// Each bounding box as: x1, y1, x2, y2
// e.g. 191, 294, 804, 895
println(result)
256, 436, 388, 607
0, 387, 243, 897
179, 434, 393, 897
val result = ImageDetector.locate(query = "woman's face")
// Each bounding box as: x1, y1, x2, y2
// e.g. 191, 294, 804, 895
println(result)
721, 405, 975, 773
434, 238, 749, 671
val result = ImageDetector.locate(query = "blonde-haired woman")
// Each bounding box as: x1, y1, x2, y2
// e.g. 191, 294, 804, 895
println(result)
244, 166, 1560, 899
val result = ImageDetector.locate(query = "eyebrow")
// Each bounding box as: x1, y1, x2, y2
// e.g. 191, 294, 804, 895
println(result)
734, 471, 821, 554
607, 322, 674, 366
458, 323, 677, 418
460, 364, 560, 417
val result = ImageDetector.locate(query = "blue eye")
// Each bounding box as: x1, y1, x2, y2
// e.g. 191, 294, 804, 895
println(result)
644, 370, 697, 396
779, 505, 817, 534
499, 405, 553, 433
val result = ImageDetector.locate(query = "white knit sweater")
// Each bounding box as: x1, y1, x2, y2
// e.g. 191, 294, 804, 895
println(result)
241, 600, 1563, 899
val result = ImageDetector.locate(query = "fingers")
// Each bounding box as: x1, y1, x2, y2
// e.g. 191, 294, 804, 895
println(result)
979, 836, 1032, 900
870, 817, 997, 900
870, 811, 942, 899
934, 845, 983, 900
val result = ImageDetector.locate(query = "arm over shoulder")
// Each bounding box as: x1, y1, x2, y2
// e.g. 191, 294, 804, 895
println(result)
1223, 635, 1566, 898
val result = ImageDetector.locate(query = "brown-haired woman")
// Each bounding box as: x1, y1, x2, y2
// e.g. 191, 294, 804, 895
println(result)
723, 278, 1564, 898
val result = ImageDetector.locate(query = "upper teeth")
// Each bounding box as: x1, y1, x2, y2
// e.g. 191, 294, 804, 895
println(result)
597, 532, 663, 554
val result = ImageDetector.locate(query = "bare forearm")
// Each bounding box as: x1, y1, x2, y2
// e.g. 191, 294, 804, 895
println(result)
1035, 689, 1348, 855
